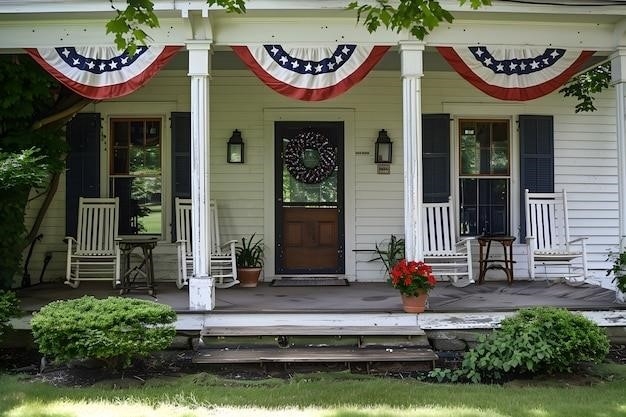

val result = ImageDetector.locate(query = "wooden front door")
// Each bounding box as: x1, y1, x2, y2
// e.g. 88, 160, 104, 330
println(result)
275, 121, 345, 274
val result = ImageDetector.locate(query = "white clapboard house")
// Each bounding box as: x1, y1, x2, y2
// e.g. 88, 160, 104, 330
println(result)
3, 0, 626, 325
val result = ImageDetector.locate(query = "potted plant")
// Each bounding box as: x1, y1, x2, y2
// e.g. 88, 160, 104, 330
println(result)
389, 259, 436, 313
607, 248, 626, 301
235, 233, 264, 287
370, 234, 405, 275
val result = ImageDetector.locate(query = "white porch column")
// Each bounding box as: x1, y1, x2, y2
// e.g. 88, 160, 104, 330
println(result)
612, 48, 626, 250
399, 41, 425, 262
187, 41, 214, 310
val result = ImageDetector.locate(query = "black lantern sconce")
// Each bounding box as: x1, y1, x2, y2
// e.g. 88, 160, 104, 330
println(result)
227, 129, 245, 163
374, 129, 392, 164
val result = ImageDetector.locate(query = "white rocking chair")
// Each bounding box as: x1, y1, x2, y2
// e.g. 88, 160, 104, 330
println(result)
175, 198, 239, 289
64, 197, 121, 288
525, 189, 588, 284
422, 197, 475, 287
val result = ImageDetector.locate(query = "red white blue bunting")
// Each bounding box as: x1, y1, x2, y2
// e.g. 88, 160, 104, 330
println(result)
232, 44, 389, 101
437, 46, 593, 101
26, 46, 181, 100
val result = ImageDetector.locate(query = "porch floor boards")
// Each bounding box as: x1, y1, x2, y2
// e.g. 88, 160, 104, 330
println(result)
15, 279, 623, 314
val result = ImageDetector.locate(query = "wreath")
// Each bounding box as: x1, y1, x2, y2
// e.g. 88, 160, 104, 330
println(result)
284, 131, 336, 184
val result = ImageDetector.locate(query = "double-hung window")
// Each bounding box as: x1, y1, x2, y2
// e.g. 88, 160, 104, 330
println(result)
109, 118, 162, 236
458, 119, 510, 236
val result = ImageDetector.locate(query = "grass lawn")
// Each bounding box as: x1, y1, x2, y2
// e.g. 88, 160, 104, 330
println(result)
1, 364, 626, 417
138, 204, 161, 234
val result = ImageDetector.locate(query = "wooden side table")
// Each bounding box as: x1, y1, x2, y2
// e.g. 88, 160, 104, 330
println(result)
117, 236, 158, 297
477, 235, 516, 285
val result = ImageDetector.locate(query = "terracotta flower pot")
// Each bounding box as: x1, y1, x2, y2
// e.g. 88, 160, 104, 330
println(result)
237, 267, 262, 287
401, 292, 428, 313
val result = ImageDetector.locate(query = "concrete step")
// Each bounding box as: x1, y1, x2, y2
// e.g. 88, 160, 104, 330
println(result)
193, 346, 438, 365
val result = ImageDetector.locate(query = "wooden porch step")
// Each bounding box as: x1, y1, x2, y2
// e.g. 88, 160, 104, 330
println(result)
193, 346, 438, 364
200, 325, 425, 337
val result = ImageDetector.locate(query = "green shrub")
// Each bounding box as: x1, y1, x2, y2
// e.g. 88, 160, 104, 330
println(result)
430, 307, 610, 383
0, 290, 20, 339
31, 296, 176, 369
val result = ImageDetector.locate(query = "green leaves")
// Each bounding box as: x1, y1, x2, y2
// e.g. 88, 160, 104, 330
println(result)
0, 148, 49, 191
106, 0, 159, 55
109, 0, 247, 53
207, 0, 247, 13
371, 234, 405, 275
0, 291, 20, 340
429, 307, 610, 383
349, 0, 489, 40
236, 233, 264, 268
559, 62, 611, 113
31, 296, 177, 369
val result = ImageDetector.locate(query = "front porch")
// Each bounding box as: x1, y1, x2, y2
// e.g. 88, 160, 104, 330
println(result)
13, 280, 626, 331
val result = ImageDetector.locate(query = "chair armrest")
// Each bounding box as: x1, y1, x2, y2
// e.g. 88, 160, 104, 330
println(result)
568, 237, 588, 244
63, 236, 76, 244
454, 237, 473, 252
219, 240, 237, 251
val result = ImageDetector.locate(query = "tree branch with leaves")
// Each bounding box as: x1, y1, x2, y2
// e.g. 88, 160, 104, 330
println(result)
348, 0, 490, 40
559, 62, 611, 113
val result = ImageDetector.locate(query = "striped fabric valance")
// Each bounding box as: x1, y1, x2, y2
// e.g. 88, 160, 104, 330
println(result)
232, 44, 389, 101
437, 46, 593, 101
26, 46, 181, 99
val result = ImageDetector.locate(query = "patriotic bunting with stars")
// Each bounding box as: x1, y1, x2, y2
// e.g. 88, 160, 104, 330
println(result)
437, 46, 593, 101
26, 46, 181, 100
232, 44, 389, 101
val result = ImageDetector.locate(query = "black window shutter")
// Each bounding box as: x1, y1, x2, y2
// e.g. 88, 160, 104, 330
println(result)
65, 113, 101, 237
519, 115, 554, 242
171, 112, 191, 241
423, 114, 450, 203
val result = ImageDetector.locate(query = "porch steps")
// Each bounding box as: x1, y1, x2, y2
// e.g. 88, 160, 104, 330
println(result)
194, 346, 437, 365
200, 325, 426, 336
194, 325, 437, 367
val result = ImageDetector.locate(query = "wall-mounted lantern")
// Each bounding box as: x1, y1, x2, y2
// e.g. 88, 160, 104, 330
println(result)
374, 129, 392, 164
227, 129, 244, 163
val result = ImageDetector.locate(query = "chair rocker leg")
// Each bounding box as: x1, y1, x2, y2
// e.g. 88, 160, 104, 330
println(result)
64, 277, 80, 288
176, 276, 188, 289
215, 278, 240, 289
450, 275, 475, 288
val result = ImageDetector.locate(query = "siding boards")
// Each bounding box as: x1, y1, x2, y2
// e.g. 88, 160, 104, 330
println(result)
29, 68, 621, 283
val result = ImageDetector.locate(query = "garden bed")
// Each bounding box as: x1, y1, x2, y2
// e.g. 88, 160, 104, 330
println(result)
1, 344, 625, 387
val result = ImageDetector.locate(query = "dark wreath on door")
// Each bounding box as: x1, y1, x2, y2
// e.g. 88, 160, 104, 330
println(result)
275, 121, 345, 275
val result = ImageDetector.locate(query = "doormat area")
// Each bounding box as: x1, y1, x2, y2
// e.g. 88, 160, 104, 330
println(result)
270, 277, 350, 287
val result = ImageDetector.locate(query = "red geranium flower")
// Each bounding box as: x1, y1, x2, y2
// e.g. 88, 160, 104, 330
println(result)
388, 259, 436, 297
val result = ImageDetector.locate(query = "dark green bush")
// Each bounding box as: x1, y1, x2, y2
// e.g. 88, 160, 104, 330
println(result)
0, 290, 20, 339
430, 307, 610, 383
31, 296, 176, 369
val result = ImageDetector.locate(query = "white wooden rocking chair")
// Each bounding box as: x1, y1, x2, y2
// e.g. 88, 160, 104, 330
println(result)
422, 198, 475, 287
175, 198, 239, 289
525, 189, 588, 284
64, 197, 121, 288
